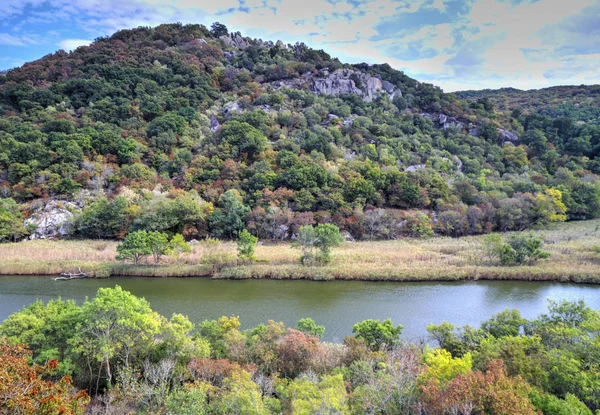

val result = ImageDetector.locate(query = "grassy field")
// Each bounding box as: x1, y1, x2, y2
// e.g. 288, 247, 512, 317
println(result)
1, 220, 599, 283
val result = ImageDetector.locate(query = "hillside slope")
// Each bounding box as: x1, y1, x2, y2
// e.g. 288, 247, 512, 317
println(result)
0, 23, 599, 241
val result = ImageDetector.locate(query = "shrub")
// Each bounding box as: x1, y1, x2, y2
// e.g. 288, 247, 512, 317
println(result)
500, 233, 550, 266
237, 229, 258, 262
292, 224, 343, 266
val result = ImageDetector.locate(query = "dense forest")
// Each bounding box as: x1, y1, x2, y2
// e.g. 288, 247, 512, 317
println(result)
1, 286, 599, 414
1, 22, 599, 243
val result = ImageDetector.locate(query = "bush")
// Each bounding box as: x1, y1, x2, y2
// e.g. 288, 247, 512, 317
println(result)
499, 233, 550, 266
237, 229, 258, 262
292, 224, 343, 266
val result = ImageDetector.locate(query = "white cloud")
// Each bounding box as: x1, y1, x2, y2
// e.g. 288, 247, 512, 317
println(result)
59, 38, 92, 50
0, 33, 27, 46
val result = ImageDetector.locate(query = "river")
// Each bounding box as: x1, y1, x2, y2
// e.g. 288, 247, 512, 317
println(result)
1, 276, 599, 342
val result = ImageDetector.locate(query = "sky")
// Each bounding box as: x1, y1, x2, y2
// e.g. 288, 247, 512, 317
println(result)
1, 0, 599, 92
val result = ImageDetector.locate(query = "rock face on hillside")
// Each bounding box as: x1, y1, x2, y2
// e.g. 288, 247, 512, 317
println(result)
219, 34, 250, 49
497, 128, 519, 143
268, 68, 402, 102
25, 200, 80, 239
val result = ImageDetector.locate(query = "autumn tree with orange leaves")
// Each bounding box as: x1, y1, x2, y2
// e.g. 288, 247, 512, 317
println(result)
0, 340, 89, 415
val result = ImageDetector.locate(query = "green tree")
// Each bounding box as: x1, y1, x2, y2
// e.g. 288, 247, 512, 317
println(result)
209, 190, 250, 239
0, 198, 27, 242
292, 223, 343, 266
72, 196, 130, 239
219, 121, 268, 161
237, 229, 258, 262
285, 374, 348, 415
116, 230, 151, 264
71, 286, 162, 392
352, 318, 403, 351
147, 231, 170, 265
500, 233, 550, 266
168, 233, 191, 259
481, 309, 526, 338
296, 318, 325, 339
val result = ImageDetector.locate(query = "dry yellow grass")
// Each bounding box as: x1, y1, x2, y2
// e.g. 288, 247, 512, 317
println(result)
0, 220, 599, 282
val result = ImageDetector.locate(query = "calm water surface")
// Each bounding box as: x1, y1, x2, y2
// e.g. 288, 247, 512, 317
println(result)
1, 276, 599, 342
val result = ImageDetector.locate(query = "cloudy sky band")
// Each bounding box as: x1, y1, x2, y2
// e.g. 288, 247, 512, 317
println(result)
0, 0, 598, 91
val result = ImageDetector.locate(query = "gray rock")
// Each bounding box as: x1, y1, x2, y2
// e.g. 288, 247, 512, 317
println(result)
210, 116, 220, 132
25, 200, 80, 240
274, 225, 289, 240
266, 68, 401, 103
469, 127, 481, 137
497, 128, 519, 142
223, 101, 241, 113
219, 34, 249, 49
342, 231, 355, 242
381, 80, 395, 93
405, 164, 426, 172
275, 40, 286, 49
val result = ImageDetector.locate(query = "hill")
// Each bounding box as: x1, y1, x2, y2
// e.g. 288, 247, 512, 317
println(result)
454, 85, 600, 125
0, 22, 599, 242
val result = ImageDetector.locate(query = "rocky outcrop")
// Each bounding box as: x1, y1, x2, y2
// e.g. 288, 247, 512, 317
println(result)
223, 101, 242, 114
422, 112, 464, 130
209, 116, 220, 132
267, 68, 402, 103
25, 200, 80, 239
405, 164, 426, 172
498, 128, 519, 143
219, 34, 250, 49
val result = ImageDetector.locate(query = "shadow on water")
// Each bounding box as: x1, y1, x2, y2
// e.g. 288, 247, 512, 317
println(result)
1, 276, 599, 342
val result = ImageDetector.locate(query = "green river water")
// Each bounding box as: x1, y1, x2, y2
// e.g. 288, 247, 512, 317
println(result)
1, 276, 599, 341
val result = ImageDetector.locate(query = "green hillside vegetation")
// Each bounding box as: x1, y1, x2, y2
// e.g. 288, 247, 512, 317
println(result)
455, 85, 600, 126
0, 22, 598, 246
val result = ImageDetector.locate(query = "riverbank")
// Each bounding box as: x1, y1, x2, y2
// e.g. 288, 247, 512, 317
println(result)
1, 220, 599, 283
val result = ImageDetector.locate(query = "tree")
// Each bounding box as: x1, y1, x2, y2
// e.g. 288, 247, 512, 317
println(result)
292, 224, 343, 266
117, 230, 151, 264
211, 22, 229, 37
209, 190, 250, 239
72, 196, 130, 239
168, 233, 191, 259
277, 328, 325, 377
71, 286, 162, 392
499, 233, 550, 266
421, 348, 472, 384
292, 224, 317, 266
0, 198, 27, 242
0, 341, 89, 415
147, 230, 170, 265
219, 121, 268, 161
483, 233, 503, 265
237, 229, 258, 262
285, 374, 348, 415
481, 309, 526, 338
420, 360, 540, 415
296, 318, 325, 339
352, 319, 403, 351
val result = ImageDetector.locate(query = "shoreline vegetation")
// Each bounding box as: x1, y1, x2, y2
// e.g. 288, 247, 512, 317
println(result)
1, 219, 599, 283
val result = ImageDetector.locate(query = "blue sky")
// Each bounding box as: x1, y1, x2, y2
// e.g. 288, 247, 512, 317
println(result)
1, 0, 599, 91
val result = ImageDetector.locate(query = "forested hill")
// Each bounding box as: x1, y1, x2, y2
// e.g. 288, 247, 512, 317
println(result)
0, 22, 599, 242
455, 85, 600, 125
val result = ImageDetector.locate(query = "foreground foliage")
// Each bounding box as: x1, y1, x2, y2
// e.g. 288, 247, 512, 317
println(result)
1, 286, 599, 414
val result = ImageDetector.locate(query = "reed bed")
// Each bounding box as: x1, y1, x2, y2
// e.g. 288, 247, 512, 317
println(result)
1, 220, 599, 282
